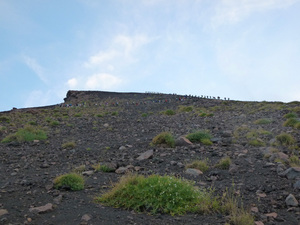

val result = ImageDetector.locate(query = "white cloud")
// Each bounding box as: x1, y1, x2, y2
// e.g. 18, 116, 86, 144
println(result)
67, 78, 78, 88
211, 0, 299, 27
85, 73, 123, 90
85, 34, 153, 68
22, 55, 48, 84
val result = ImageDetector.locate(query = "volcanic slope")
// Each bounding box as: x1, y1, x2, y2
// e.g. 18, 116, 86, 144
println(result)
0, 91, 300, 225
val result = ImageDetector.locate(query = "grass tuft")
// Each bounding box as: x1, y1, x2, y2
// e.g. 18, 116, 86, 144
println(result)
61, 141, 76, 149
163, 109, 176, 116
215, 157, 231, 170
276, 133, 295, 146
283, 118, 299, 127
152, 132, 175, 148
1, 126, 47, 143
96, 174, 220, 215
186, 159, 209, 172
53, 173, 84, 191
254, 118, 272, 125
186, 130, 212, 144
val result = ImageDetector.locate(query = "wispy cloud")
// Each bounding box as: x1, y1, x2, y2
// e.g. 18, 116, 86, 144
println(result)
211, 0, 300, 27
84, 34, 154, 68
22, 55, 48, 84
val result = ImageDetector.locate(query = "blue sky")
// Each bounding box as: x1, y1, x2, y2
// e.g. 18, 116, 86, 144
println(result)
1, 0, 300, 111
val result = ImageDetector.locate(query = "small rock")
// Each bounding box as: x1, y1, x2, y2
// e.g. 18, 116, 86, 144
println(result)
255, 221, 264, 225
285, 194, 298, 207
119, 146, 126, 150
279, 167, 300, 180
103, 123, 109, 127
137, 150, 153, 161
82, 170, 94, 176
251, 207, 259, 213
0, 209, 8, 217
265, 212, 277, 218
229, 164, 239, 174
293, 180, 300, 189
81, 214, 92, 222
115, 167, 128, 174
53, 195, 63, 204
170, 161, 177, 166
185, 168, 203, 176
177, 162, 184, 168
221, 130, 232, 137
27, 218, 32, 222
175, 136, 193, 146
40, 163, 49, 168
29, 203, 53, 214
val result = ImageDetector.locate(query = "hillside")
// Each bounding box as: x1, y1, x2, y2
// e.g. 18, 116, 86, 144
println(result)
0, 91, 300, 225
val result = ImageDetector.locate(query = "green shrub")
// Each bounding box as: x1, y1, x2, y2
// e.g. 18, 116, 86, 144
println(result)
201, 138, 213, 145
284, 112, 297, 119
93, 163, 115, 172
289, 155, 300, 167
152, 132, 175, 148
50, 121, 60, 126
163, 109, 176, 116
249, 139, 265, 147
295, 122, 300, 129
96, 174, 220, 215
1, 126, 47, 143
215, 157, 231, 170
186, 130, 212, 143
111, 111, 118, 116
53, 173, 84, 191
74, 113, 82, 117
254, 118, 272, 125
141, 113, 148, 117
28, 121, 37, 126
61, 141, 76, 149
283, 118, 299, 127
96, 114, 103, 117
186, 159, 209, 172
276, 133, 295, 146
178, 106, 193, 112
0, 116, 10, 123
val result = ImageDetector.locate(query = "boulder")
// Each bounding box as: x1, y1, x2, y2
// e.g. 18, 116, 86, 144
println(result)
175, 136, 193, 146
29, 203, 53, 214
137, 150, 153, 161
279, 167, 300, 180
285, 194, 298, 207
185, 168, 203, 176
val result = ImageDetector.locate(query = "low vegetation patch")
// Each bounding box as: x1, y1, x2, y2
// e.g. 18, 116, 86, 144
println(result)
0, 116, 10, 123
61, 141, 76, 149
276, 133, 295, 146
186, 159, 209, 172
163, 109, 176, 116
249, 139, 265, 147
152, 132, 175, 148
178, 105, 193, 112
96, 174, 220, 215
283, 118, 299, 127
53, 173, 84, 191
93, 164, 115, 172
215, 157, 231, 170
186, 130, 212, 145
289, 155, 300, 167
284, 112, 297, 119
1, 126, 47, 143
254, 118, 272, 125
